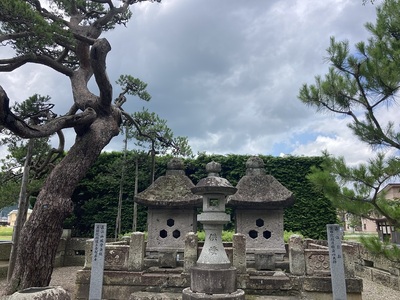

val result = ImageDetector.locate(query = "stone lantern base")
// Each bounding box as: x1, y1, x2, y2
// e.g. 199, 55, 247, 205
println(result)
182, 266, 245, 300
182, 288, 245, 300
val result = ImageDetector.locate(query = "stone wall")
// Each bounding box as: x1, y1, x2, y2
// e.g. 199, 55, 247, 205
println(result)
350, 241, 400, 291
0, 241, 11, 278
0, 231, 87, 279
288, 236, 400, 292
54, 236, 87, 267
0, 241, 11, 261
288, 237, 356, 278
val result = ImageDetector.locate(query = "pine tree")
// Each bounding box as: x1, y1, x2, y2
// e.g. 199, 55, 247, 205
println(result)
299, 0, 400, 259
0, 0, 160, 293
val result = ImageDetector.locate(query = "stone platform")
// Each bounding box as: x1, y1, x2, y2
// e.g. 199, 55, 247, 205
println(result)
75, 267, 362, 300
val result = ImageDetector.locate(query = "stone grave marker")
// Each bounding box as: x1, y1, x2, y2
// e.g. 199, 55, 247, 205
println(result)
89, 223, 107, 300
327, 224, 347, 300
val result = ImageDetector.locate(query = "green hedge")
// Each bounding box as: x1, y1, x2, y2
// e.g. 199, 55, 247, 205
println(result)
65, 153, 337, 239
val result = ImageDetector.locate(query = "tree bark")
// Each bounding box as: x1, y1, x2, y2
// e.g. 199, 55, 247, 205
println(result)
6, 115, 120, 294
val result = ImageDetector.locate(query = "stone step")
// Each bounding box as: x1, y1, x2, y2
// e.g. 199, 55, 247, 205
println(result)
129, 292, 299, 300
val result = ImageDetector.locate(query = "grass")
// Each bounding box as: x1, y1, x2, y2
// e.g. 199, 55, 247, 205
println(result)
197, 230, 303, 243
0, 227, 13, 241
197, 230, 234, 242
343, 231, 378, 242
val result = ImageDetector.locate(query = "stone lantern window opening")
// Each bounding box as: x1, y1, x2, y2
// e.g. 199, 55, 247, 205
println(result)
209, 198, 219, 207
204, 194, 225, 212
249, 230, 258, 239
160, 229, 167, 239
167, 218, 175, 227
256, 218, 264, 227
172, 230, 181, 238
263, 230, 272, 239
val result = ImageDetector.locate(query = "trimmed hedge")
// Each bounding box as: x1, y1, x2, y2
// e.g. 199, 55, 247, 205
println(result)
66, 153, 337, 239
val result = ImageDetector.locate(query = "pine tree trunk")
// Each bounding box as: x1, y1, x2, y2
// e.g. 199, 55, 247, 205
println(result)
6, 116, 120, 294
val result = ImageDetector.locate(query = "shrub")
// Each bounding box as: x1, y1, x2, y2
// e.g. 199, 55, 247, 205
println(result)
284, 230, 303, 243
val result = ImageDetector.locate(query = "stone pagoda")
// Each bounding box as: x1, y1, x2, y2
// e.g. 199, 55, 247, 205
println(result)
183, 161, 245, 299
227, 156, 294, 269
134, 158, 202, 262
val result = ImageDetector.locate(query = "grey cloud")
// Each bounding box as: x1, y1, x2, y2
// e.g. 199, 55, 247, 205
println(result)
0, 0, 379, 162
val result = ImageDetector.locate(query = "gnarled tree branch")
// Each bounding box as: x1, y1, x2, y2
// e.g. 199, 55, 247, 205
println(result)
0, 54, 73, 77
0, 86, 96, 138
90, 38, 112, 109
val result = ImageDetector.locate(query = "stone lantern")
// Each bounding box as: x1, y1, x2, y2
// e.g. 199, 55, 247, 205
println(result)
227, 156, 294, 270
182, 161, 245, 299
134, 158, 202, 263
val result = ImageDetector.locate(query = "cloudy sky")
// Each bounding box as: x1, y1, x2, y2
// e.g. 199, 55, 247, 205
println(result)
0, 0, 394, 166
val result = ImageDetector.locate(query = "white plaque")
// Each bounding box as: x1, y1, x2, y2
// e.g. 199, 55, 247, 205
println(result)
327, 224, 347, 300
89, 223, 107, 300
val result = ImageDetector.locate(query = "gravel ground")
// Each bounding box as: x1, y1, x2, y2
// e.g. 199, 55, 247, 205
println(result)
1, 266, 400, 299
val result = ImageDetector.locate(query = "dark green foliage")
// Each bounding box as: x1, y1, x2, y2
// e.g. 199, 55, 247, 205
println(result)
262, 155, 338, 239
65, 151, 153, 237
184, 153, 250, 186
67, 152, 335, 239
0, 94, 62, 208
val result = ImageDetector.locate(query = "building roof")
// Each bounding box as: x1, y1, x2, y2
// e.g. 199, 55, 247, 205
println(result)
379, 183, 400, 194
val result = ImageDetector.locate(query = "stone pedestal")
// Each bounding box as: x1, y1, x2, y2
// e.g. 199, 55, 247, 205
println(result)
255, 250, 275, 270
190, 266, 238, 293
196, 224, 230, 268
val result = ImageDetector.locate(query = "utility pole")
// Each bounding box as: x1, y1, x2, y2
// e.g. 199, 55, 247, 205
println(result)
8, 139, 34, 281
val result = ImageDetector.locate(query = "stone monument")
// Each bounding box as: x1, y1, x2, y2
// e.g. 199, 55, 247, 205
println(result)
228, 156, 294, 269
182, 161, 245, 299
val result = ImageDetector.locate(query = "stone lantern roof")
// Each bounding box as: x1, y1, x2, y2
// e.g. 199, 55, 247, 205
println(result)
134, 158, 202, 207
191, 161, 237, 196
227, 156, 294, 208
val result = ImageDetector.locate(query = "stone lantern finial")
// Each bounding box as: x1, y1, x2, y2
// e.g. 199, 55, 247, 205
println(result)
246, 156, 265, 176
166, 157, 185, 175
206, 161, 221, 177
